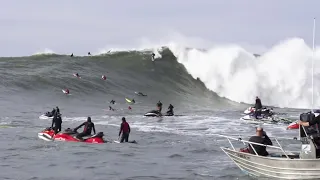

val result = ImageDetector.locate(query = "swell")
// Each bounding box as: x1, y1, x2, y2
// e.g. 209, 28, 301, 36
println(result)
0, 49, 233, 108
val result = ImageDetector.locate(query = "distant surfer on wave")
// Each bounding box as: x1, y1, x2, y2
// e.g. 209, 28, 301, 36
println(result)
167, 104, 174, 115
109, 106, 115, 111
70, 53, 74, 57
88, 52, 91, 56
151, 53, 155, 61
102, 75, 106, 80
110, 100, 115, 104
64, 89, 70, 94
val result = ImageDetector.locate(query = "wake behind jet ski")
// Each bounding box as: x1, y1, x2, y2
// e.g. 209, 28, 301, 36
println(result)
38, 127, 105, 143
135, 92, 147, 96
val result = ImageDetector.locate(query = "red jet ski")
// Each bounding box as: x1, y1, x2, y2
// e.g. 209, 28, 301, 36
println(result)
38, 127, 105, 143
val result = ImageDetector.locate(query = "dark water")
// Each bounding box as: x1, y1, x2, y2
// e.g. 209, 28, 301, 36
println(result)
0, 49, 301, 180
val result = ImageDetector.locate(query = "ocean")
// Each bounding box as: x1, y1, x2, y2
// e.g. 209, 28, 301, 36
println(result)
0, 42, 314, 179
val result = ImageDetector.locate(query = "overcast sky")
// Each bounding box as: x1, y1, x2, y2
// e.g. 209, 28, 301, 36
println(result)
0, 0, 319, 56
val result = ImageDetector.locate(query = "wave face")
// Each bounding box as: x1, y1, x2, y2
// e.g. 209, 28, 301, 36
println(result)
0, 37, 319, 109
0, 49, 236, 115
169, 38, 320, 109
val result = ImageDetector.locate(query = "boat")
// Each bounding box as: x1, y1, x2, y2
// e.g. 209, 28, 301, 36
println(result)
219, 122, 320, 179
38, 127, 105, 143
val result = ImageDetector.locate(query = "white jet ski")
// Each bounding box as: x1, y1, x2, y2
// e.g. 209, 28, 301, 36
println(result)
39, 114, 53, 120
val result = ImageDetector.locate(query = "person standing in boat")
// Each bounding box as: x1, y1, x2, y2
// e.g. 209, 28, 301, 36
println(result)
254, 96, 263, 119
248, 127, 272, 156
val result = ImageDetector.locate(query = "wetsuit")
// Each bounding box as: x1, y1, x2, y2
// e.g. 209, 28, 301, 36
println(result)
56, 107, 60, 114
119, 121, 131, 143
75, 121, 96, 140
167, 104, 174, 114
51, 113, 62, 134
110, 100, 115, 104
157, 101, 163, 112
248, 133, 272, 156
254, 98, 263, 118
50, 109, 56, 117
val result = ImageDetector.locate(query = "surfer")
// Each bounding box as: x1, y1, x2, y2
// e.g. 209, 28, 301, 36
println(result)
248, 127, 272, 156
128, 106, 132, 110
137, 92, 147, 96
88, 52, 91, 56
75, 73, 80, 78
56, 106, 60, 114
51, 111, 62, 134
157, 101, 163, 113
74, 117, 96, 141
70, 53, 74, 57
167, 104, 174, 115
102, 75, 106, 80
64, 89, 70, 94
254, 96, 262, 119
151, 53, 155, 60
132, 99, 135, 103
110, 100, 115, 104
119, 117, 131, 143
109, 106, 115, 111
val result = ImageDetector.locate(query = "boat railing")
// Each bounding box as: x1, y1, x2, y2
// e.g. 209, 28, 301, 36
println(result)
217, 134, 290, 158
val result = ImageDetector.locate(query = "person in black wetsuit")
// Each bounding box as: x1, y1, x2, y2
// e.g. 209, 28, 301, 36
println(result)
248, 127, 272, 156
157, 101, 162, 113
132, 99, 135, 103
167, 104, 174, 115
74, 117, 96, 140
254, 96, 263, 119
48, 108, 56, 117
119, 117, 131, 143
70, 53, 74, 57
110, 100, 115, 104
151, 53, 155, 60
109, 106, 115, 111
51, 111, 62, 134
56, 106, 60, 114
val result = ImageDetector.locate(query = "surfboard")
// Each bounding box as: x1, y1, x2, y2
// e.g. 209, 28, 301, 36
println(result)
113, 140, 120, 143
125, 98, 132, 103
73, 74, 81, 78
62, 90, 71, 95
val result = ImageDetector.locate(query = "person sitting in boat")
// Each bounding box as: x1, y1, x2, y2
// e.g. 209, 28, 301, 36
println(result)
74, 117, 96, 140
254, 96, 263, 119
167, 104, 174, 115
248, 127, 272, 156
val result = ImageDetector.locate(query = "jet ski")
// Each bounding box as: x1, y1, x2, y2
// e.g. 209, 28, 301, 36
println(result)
243, 106, 273, 116
38, 127, 105, 143
39, 112, 54, 120
144, 110, 174, 117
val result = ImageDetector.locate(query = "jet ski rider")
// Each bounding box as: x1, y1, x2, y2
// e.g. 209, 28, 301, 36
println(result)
254, 96, 263, 119
74, 117, 96, 140
51, 111, 62, 134
157, 101, 163, 113
167, 104, 174, 115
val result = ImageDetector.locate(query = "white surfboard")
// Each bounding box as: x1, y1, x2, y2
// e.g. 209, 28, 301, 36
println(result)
62, 89, 71, 95
113, 140, 120, 143
73, 74, 81, 78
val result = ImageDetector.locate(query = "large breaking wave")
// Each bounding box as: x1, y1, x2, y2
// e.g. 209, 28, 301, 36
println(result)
1, 37, 319, 109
